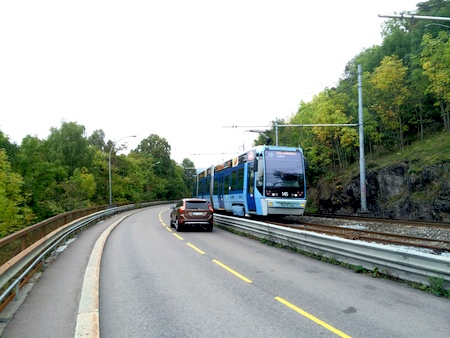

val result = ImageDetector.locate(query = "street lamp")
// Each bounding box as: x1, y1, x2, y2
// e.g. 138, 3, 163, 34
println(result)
108, 135, 136, 205
246, 129, 272, 145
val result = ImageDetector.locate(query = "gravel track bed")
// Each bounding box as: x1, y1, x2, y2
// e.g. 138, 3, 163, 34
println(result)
286, 216, 450, 252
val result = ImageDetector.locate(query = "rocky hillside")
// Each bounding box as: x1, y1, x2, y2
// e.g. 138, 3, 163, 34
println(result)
311, 162, 450, 222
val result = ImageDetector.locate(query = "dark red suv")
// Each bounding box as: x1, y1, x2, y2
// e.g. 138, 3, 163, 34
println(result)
170, 198, 214, 232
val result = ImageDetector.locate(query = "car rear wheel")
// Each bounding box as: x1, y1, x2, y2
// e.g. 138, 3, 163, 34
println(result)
206, 225, 213, 232
175, 220, 183, 232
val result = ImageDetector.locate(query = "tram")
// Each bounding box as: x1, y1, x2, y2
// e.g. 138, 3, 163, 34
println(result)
195, 145, 306, 217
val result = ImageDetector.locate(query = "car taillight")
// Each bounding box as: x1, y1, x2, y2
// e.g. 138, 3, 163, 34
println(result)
179, 207, 185, 213
208, 204, 214, 212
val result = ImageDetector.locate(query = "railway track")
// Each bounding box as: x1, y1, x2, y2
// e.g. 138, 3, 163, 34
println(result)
269, 214, 450, 254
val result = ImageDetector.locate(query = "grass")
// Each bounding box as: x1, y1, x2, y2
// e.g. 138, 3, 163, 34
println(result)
368, 132, 450, 170
313, 131, 450, 213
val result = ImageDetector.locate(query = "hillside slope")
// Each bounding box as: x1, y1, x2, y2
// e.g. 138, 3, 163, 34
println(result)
309, 133, 450, 221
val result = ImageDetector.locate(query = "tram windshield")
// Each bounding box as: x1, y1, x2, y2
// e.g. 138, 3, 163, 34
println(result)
264, 150, 305, 198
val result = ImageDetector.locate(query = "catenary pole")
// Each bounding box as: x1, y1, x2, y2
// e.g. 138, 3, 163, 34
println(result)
358, 64, 367, 212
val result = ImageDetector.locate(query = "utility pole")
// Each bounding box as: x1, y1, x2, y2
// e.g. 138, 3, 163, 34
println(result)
358, 65, 367, 212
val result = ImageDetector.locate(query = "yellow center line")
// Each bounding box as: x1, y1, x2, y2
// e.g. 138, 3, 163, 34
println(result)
274, 297, 352, 338
159, 209, 170, 227
187, 243, 205, 254
173, 233, 183, 240
159, 208, 348, 337
212, 259, 252, 283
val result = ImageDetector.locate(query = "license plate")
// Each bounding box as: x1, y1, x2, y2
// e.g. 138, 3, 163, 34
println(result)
192, 212, 203, 216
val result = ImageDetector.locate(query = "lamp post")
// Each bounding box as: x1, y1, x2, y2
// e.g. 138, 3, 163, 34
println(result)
245, 129, 272, 145
108, 135, 136, 205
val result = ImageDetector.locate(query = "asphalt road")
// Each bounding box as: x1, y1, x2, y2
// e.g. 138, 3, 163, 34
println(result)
1, 204, 449, 337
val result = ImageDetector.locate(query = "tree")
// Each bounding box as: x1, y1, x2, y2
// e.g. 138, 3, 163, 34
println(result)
288, 89, 357, 171
58, 167, 96, 211
181, 158, 197, 196
370, 55, 409, 148
0, 149, 34, 236
421, 31, 450, 132
133, 134, 174, 177
0, 130, 20, 170
89, 149, 109, 205
88, 129, 107, 152
17, 135, 68, 221
408, 54, 431, 140
135, 134, 171, 160
46, 121, 95, 176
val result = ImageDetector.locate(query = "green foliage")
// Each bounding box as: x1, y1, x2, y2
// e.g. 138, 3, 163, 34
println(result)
428, 275, 449, 297
46, 122, 95, 176
88, 129, 107, 152
370, 55, 409, 148
0, 121, 195, 235
59, 167, 96, 211
373, 132, 450, 168
259, 1, 450, 186
0, 131, 20, 169
0, 150, 34, 236
352, 265, 365, 273
2, 0, 450, 237
181, 158, 197, 197
421, 31, 450, 131
16, 135, 68, 220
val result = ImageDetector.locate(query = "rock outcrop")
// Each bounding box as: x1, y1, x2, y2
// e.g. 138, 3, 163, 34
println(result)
314, 163, 450, 221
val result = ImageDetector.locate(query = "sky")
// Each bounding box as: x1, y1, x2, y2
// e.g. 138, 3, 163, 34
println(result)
0, 1, 420, 169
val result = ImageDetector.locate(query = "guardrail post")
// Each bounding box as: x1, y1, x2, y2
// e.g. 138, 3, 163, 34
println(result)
14, 283, 20, 301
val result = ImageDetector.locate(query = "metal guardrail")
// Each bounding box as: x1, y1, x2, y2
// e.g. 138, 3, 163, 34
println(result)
214, 214, 450, 290
2, 205, 448, 311
0, 201, 172, 310
0, 206, 106, 268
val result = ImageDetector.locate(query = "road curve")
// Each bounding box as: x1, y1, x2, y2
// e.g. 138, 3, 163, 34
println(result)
1, 205, 449, 337
100, 206, 449, 337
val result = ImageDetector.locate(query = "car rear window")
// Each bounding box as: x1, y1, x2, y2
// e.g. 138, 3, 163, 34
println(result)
185, 201, 209, 209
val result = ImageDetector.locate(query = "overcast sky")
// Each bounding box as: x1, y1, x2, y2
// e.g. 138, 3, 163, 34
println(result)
1, 1, 419, 169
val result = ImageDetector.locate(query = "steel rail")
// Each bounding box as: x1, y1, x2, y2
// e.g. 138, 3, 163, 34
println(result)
277, 222, 450, 252
214, 214, 450, 290
302, 213, 450, 228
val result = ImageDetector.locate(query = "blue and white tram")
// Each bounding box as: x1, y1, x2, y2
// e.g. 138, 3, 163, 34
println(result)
196, 145, 306, 217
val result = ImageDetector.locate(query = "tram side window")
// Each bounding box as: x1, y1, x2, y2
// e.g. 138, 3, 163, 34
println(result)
224, 174, 230, 194
202, 178, 207, 195
214, 178, 218, 195
237, 168, 244, 190
230, 170, 237, 191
